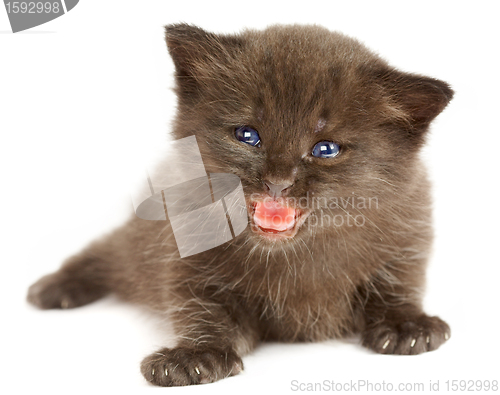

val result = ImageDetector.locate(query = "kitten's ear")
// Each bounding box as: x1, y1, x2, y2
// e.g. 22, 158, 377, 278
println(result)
380, 70, 454, 129
165, 24, 243, 98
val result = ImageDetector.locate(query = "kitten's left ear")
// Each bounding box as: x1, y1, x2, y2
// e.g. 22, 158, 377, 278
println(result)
380, 70, 454, 129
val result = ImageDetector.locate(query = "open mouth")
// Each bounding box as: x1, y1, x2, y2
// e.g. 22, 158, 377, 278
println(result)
249, 198, 309, 240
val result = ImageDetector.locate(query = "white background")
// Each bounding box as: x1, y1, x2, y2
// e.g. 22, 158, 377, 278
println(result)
1, 1, 499, 394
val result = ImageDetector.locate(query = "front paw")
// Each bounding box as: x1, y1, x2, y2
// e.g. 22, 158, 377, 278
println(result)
362, 314, 450, 355
141, 346, 243, 386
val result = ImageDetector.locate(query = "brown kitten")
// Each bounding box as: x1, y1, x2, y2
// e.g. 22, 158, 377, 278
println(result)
27, 24, 453, 386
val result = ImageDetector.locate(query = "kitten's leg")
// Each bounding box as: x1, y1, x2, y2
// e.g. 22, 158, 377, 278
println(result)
359, 264, 450, 355
141, 297, 260, 386
27, 251, 110, 310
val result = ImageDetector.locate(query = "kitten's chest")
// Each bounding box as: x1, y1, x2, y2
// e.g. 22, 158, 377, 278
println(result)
233, 254, 361, 341
256, 278, 359, 341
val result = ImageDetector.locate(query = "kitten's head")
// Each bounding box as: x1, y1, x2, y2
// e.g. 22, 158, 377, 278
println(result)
164, 24, 453, 245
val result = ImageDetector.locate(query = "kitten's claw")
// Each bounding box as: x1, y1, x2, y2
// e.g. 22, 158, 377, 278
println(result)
141, 346, 242, 386
60, 297, 69, 309
362, 314, 450, 355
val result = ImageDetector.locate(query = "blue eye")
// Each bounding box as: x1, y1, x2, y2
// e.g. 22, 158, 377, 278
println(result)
235, 126, 261, 147
312, 141, 340, 158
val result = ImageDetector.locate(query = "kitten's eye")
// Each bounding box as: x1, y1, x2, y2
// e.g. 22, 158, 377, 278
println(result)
235, 126, 261, 147
312, 141, 340, 158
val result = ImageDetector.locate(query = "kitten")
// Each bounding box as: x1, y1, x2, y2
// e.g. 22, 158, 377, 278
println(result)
27, 24, 453, 386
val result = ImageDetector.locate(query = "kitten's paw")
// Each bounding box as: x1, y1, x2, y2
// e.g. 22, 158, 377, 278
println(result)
27, 272, 107, 310
362, 315, 450, 355
141, 347, 243, 386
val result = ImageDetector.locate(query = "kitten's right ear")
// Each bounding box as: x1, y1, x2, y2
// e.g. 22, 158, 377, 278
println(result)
165, 24, 243, 98
165, 24, 213, 75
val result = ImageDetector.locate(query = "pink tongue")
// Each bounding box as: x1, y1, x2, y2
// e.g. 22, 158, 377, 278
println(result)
253, 200, 296, 232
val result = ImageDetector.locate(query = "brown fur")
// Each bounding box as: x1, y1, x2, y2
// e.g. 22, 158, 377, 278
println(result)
27, 24, 453, 386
